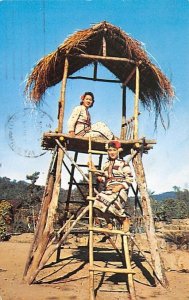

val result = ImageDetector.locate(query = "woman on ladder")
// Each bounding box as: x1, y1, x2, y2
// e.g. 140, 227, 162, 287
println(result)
91, 140, 133, 231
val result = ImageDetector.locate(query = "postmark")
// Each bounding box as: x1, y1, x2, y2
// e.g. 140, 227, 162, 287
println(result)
5, 108, 53, 158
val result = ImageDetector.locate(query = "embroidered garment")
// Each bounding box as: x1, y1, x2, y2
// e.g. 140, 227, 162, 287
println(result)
94, 158, 133, 218
67, 105, 113, 140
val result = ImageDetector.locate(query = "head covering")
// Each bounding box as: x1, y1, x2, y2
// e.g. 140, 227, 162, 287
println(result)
105, 140, 123, 152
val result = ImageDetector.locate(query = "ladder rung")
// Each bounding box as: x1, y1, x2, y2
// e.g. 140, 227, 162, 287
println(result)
70, 182, 97, 186
89, 227, 130, 235
68, 200, 86, 204
89, 266, 135, 274
77, 164, 88, 167
74, 164, 99, 168
87, 196, 96, 201
88, 150, 107, 155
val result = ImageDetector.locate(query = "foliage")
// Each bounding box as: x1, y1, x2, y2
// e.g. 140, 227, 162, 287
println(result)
26, 172, 40, 185
151, 187, 189, 221
0, 200, 13, 241
25, 172, 42, 207
0, 176, 49, 208
0, 176, 67, 234
12, 219, 29, 234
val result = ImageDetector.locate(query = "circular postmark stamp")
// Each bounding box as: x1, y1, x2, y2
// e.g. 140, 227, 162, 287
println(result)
5, 108, 53, 158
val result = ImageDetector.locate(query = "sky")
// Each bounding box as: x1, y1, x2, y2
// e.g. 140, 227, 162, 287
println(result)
0, 0, 189, 194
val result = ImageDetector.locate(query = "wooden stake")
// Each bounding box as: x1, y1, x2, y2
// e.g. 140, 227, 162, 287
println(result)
132, 152, 168, 287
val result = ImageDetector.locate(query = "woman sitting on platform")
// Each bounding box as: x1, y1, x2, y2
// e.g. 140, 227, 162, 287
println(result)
67, 92, 114, 140
91, 140, 133, 231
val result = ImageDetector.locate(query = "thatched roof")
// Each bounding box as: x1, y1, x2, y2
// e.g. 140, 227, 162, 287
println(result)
25, 21, 174, 115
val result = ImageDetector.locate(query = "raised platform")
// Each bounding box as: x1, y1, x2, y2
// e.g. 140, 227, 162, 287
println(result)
42, 132, 156, 156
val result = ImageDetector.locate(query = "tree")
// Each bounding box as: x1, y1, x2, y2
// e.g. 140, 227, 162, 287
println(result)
25, 172, 41, 207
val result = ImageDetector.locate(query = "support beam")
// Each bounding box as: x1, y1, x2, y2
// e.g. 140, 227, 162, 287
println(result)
132, 152, 168, 287
28, 206, 90, 283
134, 66, 140, 140
23, 147, 64, 284
122, 66, 136, 86
23, 147, 57, 277
58, 57, 69, 133
67, 53, 136, 64
102, 36, 107, 56
93, 62, 98, 79
68, 75, 120, 83
88, 136, 95, 300
120, 85, 127, 139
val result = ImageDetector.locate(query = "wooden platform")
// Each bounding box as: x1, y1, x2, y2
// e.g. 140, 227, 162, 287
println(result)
41, 132, 156, 156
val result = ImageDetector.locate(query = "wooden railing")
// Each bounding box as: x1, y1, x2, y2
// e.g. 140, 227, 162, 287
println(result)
121, 113, 140, 140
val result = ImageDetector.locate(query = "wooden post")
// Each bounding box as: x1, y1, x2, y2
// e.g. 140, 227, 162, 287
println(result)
132, 152, 168, 286
88, 136, 95, 300
23, 147, 58, 278
93, 62, 98, 80
102, 36, 106, 56
58, 56, 69, 133
134, 66, 139, 140
120, 85, 127, 140
23, 147, 64, 284
23, 56, 69, 282
123, 235, 136, 299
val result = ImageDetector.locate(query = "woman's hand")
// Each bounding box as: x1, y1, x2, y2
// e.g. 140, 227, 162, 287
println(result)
97, 176, 104, 182
111, 184, 124, 193
87, 161, 96, 171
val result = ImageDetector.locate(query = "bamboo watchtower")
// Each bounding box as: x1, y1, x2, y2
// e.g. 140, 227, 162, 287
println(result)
23, 21, 174, 298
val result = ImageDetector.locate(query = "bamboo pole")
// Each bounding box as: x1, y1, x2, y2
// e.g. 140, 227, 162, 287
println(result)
67, 53, 136, 64
93, 62, 98, 79
120, 86, 126, 139
132, 152, 168, 287
64, 152, 79, 213
88, 136, 95, 300
89, 266, 135, 274
55, 139, 90, 182
122, 66, 136, 86
58, 56, 69, 133
68, 75, 120, 83
122, 61, 142, 86
44, 132, 156, 145
134, 66, 139, 140
102, 36, 107, 56
123, 235, 137, 299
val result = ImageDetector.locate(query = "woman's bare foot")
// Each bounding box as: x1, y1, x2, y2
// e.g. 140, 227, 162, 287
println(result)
107, 222, 113, 230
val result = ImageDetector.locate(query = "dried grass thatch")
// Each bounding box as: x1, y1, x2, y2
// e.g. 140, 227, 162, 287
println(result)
25, 21, 174, 116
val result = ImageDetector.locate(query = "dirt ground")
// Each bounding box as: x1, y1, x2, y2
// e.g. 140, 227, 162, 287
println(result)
0, 233, 189, 300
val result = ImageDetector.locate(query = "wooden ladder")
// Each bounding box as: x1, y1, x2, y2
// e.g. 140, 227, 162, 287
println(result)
87, 137, 137, 300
